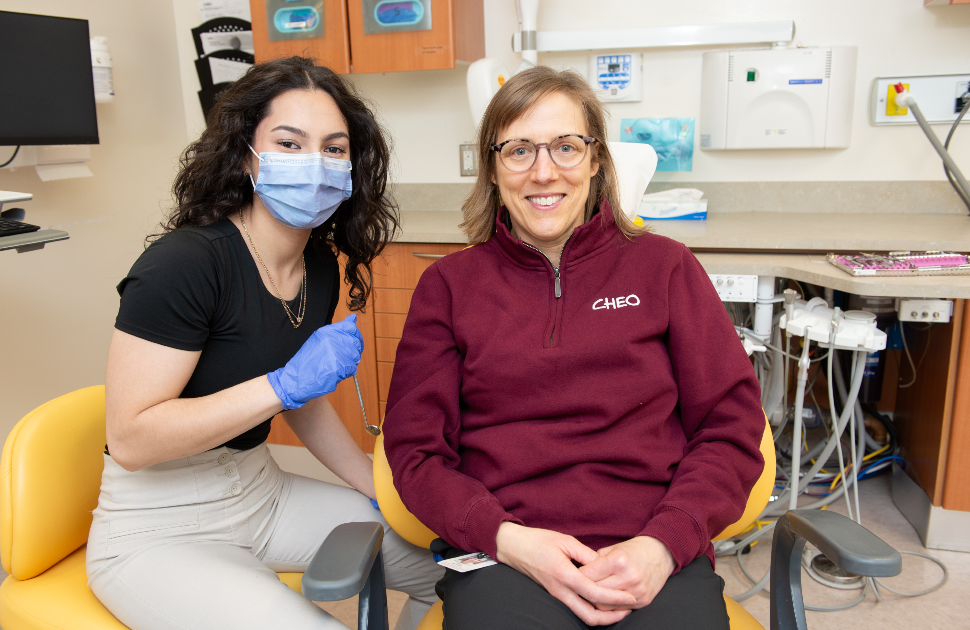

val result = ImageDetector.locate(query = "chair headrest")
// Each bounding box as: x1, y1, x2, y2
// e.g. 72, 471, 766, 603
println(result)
607, 141, 658, 221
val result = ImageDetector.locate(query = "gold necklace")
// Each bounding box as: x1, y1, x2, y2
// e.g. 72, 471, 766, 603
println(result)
239, 210, 307, 329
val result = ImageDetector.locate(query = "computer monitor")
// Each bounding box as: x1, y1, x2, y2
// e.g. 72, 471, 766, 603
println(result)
0, 10, 99, 146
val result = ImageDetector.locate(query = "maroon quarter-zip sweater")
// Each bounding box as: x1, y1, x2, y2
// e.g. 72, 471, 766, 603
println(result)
384, 204, 764, 573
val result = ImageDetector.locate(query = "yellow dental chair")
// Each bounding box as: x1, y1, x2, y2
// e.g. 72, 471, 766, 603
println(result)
0, 386, 305, 630
1, 388, 899, 630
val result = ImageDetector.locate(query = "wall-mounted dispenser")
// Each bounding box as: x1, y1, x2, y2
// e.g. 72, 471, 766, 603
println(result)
700, 46, 857, 150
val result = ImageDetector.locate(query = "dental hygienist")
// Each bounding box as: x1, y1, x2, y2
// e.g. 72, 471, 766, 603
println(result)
87, 57, 442, 630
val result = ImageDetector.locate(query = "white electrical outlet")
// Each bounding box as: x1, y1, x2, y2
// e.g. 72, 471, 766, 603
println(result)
709, 274, 758, 302
458, 142, 478, 177
459, 142, 477, 176
870, 74, 970, 125
896, 298, 953, 323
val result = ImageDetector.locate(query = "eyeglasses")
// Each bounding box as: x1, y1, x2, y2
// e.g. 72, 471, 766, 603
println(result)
491, 134, 596, 172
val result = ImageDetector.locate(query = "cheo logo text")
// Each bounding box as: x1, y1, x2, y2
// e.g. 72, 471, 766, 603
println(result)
592, 294, 640, 310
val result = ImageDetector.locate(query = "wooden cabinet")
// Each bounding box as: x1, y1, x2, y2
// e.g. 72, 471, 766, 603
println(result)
372, 242, 467, 418
251, 0, 484, 74
249, 0, 351, 73
347, 0, 484, 73
268, 242, 465, 453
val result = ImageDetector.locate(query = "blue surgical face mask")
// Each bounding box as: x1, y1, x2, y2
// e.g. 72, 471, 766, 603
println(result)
247, 143, 353, 230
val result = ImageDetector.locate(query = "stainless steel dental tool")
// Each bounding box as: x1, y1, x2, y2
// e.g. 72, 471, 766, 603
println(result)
354, 374, 381, 436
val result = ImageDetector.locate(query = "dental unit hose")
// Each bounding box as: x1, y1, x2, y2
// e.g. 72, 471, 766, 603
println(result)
789, 326, 813, 510
894, 85, 970, 213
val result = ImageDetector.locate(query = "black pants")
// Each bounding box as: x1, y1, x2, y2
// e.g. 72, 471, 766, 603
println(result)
432, 541, 730, 630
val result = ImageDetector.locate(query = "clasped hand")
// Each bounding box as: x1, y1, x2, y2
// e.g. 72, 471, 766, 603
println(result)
495, 523, 675, 626
267, 314, 364, 410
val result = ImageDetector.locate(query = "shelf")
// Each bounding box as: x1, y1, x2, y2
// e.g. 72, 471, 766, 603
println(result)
0, 229, 70, 253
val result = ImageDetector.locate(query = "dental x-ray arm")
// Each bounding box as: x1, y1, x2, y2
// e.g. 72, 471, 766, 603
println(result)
467, 0, 539, 127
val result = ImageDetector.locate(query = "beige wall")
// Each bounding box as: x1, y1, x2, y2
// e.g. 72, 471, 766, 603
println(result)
0, 2, 187, 435
372, 0, 970, 183
169, 0, 970, 183
3, 0, 969, 437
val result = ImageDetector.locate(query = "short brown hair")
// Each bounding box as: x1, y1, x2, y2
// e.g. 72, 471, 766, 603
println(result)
460, 66, 643, 244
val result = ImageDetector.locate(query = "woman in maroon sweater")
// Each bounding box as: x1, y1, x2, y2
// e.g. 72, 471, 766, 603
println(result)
383, 67, 765, 629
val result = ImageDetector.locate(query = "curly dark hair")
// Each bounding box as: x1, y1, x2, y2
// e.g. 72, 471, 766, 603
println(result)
165, 56, 398, 311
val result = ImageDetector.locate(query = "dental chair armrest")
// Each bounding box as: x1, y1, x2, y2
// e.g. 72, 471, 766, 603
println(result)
770, 510, 901, 630
303, 521, 390, 630
302, 521, 384, 601
785, 510, 901, 577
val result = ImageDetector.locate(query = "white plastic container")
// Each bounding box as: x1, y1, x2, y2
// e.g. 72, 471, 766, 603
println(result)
90, 36, 114, 103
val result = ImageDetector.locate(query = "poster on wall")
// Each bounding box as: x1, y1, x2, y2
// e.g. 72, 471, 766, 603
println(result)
620, 118, 695, 172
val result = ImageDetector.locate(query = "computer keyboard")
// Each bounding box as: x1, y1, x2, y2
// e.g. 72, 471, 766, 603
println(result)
0, 218, 41, 238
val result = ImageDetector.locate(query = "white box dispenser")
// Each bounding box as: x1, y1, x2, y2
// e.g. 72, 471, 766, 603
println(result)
700, 46, 857, 150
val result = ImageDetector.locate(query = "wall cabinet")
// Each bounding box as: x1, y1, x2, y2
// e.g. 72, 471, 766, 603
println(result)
250, 0, 484, 74
249, 0, 351, 73
268, 242, 465, 453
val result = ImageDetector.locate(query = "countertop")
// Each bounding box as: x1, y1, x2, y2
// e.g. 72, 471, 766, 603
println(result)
694, 253, 970, 299
396, 211, 970, 252
395, 211, 970, 298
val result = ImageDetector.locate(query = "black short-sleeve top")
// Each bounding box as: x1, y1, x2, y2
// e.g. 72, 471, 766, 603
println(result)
114, 218, 340, 450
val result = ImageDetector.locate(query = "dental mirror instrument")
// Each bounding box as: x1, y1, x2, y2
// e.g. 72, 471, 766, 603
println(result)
354, 374, 381, 436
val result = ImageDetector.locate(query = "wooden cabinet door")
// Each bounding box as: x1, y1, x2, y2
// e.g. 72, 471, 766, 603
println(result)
372, 242, 467, 419
250, 0, 352, 73
346, 0, 484, 73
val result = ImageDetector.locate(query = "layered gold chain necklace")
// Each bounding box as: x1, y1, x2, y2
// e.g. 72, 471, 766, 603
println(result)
239, 210, 307, 329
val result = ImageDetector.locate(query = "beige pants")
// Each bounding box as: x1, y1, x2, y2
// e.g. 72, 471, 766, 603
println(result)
86, 443, 442, 630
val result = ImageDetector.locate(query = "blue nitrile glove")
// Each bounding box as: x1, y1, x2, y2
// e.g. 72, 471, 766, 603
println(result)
267, 314, 364, 410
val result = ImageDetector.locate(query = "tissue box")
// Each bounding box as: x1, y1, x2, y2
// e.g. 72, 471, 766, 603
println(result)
637, 200, 708, 221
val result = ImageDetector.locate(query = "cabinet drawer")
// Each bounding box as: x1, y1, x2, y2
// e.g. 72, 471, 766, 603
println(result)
375, 312, 408, 338
376, 337, 400, 362
374, 288, 413, 314
373, 243, 466, 289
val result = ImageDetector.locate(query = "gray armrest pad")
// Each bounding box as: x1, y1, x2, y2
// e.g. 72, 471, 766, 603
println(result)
787, 510, 901, 577
302, 521, 384, 602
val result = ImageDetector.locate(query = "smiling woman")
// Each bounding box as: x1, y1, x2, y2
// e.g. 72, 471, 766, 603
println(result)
383, 66, 766, 630
460, 66, 639, 257
86, 57, 443, 630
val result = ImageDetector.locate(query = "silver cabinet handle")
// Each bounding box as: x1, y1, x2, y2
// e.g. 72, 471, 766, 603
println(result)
412, 253, 446, 259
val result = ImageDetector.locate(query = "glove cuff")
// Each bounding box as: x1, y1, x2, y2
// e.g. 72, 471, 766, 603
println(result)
267, 370, 304, 410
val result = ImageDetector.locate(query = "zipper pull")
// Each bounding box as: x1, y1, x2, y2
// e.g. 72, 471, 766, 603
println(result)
554, 267, 561, 298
